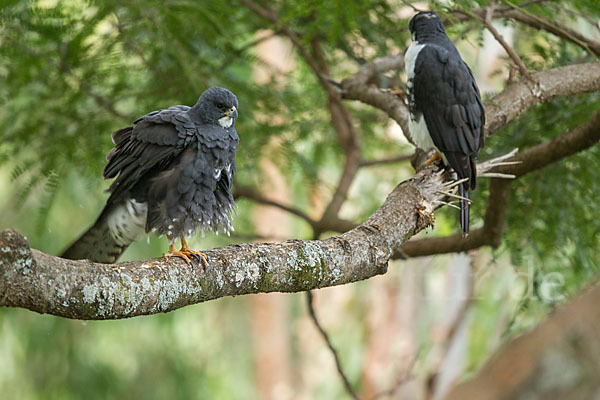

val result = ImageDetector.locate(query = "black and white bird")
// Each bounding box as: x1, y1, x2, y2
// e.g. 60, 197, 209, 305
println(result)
405, 11, 485, 236
62, 87, 239, 265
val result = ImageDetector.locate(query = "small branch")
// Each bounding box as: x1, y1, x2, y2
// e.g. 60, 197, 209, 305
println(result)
502, 0, 599, 56
239, 0, 331, 89
306, 291, 360, 400
478, 3, 529, 77
241, 0, 363, 231
359, 154, 413, 167
451, 5, 600, 56
234, 185, 316, 227
234, 185, 357, 234
495, 109, 600, 178
309, 39, 363, 227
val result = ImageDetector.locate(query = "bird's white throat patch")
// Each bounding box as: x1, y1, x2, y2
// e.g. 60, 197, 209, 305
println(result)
218, 116, 233, 128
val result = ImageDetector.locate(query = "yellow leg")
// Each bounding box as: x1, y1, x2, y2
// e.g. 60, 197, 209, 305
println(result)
164, 243, 192, 264
425, 151, 442, 165
164, 238, 210, 267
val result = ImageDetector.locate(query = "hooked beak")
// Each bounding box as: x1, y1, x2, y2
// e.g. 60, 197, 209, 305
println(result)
224, 106, 237, 118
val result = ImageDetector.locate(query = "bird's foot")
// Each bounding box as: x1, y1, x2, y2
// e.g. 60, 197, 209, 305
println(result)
180, 239, 210, 269
164, 244, 193, 265
425, 151, 442, 165
164, 243, 210, 269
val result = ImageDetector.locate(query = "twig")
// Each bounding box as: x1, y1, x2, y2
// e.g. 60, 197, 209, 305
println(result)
502, 0, 598, 56
235, 185, 357, 234
476, 2, 530, 77
306, 291, 360, 400
370, 354, 418, 400
450, 5, 600, 56
7, 38, 131, 122
359, 154, 412, 167
234, 185, 316, 227
240, 0, 363, 235
309, 39, 363, 227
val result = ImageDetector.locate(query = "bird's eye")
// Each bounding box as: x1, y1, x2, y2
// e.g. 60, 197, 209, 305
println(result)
216, 103, 226, 110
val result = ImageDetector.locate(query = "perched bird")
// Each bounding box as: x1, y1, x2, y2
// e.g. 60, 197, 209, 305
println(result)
405, 11, 485, 236
62, 87, 239, 265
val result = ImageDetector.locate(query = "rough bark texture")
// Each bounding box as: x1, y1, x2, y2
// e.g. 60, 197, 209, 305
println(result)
445, 282, 600, 400
483, 62, 600, 136
0, 163, 445, 320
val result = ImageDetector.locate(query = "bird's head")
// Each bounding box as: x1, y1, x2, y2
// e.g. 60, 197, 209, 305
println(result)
192, 87, 239, 128
408, 11, 446, 42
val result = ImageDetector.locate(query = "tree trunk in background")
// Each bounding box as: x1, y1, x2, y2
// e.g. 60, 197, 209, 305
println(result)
361, 259, 426, 399
249, 155, 294, 400
250, 32, 295, 400
445, 281, 600, 400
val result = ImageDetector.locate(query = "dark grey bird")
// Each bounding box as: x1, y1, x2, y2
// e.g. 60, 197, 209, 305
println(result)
405, 11, 485, 236
62, 87, 239, 265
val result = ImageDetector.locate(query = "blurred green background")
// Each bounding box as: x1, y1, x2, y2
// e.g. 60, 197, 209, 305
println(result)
1, 0, 599, 398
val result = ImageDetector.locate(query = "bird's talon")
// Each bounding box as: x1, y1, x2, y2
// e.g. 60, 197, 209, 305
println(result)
425, 151, 442, 165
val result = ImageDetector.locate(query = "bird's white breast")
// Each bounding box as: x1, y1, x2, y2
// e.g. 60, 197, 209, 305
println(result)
404, 41, 437, 152
107, 198, 148, 245
408, 114, 435, 151
405, 41, 424, 89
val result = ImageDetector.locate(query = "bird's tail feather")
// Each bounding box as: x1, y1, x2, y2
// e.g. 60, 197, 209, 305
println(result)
61, 210, 129, 264
459, 183, 470, 237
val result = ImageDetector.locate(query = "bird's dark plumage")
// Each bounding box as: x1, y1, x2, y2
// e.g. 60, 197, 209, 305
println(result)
62, 87, 239, 263
405, 11, 485, 235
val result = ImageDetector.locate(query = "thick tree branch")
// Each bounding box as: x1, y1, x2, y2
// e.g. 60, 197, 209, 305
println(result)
340, 54, 411, 142
0, 153, 518, 320
484, 63, 600, 135
0, 163, 453, 320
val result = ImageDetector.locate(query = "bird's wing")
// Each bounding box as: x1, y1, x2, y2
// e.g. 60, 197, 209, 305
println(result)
145, 125, 239, 235
103, 109, 194, 204
412, 44, 485, 182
